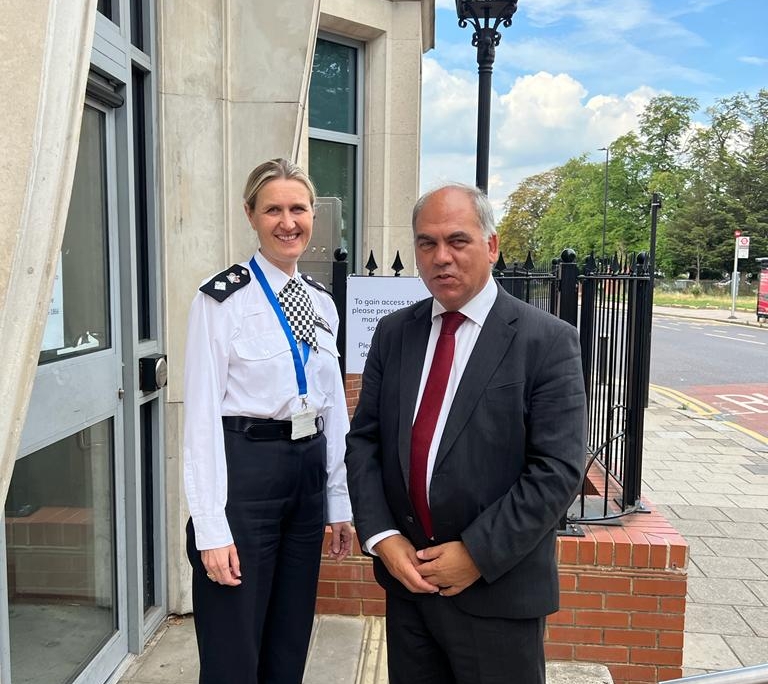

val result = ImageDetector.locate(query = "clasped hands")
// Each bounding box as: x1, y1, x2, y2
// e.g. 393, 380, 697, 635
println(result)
373, 534, 481, 597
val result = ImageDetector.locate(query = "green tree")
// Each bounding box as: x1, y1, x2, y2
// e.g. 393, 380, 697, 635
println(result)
535, 156, 604, 260
736, 90, 768, 273
496, 91, 768, 277
496, 167, 563, 264
665, 93, 761, 278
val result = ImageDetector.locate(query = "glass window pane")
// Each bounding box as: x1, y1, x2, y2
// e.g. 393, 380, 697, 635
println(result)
140, 401, 156, 611
97, 0, 118, 25
5, 420, 117, 684
39, 106, 111, 364
132, 69, 152, 340
130, 0, 144, 50
309, 139, 356, 254
309, 39, 356, 134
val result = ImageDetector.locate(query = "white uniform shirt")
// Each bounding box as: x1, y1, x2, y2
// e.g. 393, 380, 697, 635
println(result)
183, 251, 353, 550
364, 273, 498, 553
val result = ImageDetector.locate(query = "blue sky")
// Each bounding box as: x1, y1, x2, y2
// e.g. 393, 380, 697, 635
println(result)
420, 0, 768, 210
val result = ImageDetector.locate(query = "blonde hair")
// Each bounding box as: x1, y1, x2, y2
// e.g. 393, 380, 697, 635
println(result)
243, 158, 317, 211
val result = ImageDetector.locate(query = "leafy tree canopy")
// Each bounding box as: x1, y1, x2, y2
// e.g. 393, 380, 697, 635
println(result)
496, 91, 768, 279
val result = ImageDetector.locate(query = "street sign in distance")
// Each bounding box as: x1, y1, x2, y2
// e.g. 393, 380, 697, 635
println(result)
737, 235, 750, 259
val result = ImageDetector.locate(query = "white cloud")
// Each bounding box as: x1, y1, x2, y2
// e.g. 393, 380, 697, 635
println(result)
420, 59, 657, 209
420, 57, 483, 156
496, 72, 654, 165
739, 56, 768, 66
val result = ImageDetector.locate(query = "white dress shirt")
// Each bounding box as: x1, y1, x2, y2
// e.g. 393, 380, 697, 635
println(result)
183, 251, 353, 550
364, 273, 498, 553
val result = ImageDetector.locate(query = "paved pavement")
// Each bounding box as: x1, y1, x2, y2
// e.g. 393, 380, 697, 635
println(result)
117, 306, 768, 684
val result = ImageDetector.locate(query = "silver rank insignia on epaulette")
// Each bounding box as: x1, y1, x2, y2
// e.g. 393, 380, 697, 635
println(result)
301, 273, 332, 297
199, 265, 251, 302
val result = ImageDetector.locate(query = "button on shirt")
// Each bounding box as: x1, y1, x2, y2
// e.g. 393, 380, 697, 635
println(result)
364, 274, 499, 553
183, 251, 353, 549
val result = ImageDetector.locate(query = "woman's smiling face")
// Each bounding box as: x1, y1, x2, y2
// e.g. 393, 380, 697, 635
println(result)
245, 178, 314, 275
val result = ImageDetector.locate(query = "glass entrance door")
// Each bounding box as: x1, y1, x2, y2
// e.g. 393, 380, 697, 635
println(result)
3, 103, 127, 684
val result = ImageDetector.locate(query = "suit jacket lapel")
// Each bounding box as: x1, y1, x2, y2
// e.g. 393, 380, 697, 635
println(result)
398, 300, 433, 480
434, 290, 519, 470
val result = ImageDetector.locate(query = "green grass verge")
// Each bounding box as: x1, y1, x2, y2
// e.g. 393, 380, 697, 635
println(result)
652, 291, 755, 312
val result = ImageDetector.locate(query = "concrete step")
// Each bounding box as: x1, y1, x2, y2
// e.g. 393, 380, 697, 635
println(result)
548, 660, 614, 684
304, 615, 613, 684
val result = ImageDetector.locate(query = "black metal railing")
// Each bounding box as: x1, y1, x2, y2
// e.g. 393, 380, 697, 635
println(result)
574, 253, 652, 522
330, 246, 653, 529
660, 663, 768, 683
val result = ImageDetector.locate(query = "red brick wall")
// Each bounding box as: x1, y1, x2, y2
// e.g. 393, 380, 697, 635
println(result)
345, 373, 362, 419
330, 373, 688, 684
549, 508, 687, 684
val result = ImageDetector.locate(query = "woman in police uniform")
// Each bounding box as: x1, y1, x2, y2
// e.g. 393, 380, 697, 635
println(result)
183, 158, 353, 684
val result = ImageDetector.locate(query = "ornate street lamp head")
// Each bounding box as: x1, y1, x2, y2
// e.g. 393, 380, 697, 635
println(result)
455, 0, 519, 28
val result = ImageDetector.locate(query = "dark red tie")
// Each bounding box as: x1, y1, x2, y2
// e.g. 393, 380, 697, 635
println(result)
409, 311, 467, 539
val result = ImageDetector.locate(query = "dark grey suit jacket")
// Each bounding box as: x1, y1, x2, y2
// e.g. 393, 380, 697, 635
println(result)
345, 284, 587, 619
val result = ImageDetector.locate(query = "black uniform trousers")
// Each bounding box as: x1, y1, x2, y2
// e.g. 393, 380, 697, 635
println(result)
186, 427, 327, 684
386, 591, 546, 684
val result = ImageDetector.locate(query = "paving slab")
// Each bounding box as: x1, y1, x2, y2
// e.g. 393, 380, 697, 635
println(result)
722, 508, 768, 523
685, 536, 716, 557
694, 556, 766, 579
682, 633, 741, 671
704, 537, 768, 558
687, 578, 763, 605
743, 580, 768, 603
118, 617, 197, 684
712, 521, 768, 539
666, 505, 730, 521
671, 519, 727, 537
691, 481, 742, 494
304, 615, 364, 684
734, 606, 768, 638
683, 604, 752, 636
681, 492, 740, 507
732, 494, 768, 508
724, 636, 768, 667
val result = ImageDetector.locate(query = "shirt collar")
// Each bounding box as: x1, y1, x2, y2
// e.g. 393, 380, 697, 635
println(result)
253, 250, 298, 293
430, 273, 497, 327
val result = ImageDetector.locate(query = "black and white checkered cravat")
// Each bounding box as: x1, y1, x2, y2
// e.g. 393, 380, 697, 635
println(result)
277, 278, 318, 352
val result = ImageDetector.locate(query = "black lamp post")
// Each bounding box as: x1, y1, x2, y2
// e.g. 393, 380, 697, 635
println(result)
456, 0, 519, 195
598, 146, 609, 259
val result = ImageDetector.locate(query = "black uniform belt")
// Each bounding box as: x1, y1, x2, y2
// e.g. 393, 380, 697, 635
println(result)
221, 416, 323, 442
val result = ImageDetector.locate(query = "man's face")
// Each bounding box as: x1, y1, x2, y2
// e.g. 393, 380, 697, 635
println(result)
414, 188, 499, 311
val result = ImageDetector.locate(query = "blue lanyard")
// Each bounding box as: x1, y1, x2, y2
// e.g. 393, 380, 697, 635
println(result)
249, 256, 310, 397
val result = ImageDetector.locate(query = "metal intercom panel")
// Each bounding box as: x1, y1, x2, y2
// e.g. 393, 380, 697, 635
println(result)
301, 196, 342, 289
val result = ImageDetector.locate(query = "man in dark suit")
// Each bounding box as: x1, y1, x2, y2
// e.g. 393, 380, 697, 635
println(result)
345, 183, 587, 684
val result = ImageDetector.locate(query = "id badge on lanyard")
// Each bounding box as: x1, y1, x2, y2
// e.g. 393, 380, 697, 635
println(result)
249, 257, 317, 440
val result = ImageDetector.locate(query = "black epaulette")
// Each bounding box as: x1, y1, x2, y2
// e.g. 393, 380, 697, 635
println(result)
301, 273, 332, 297
199, 264, 251, 302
